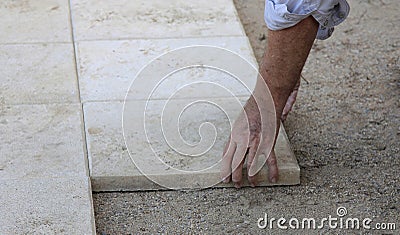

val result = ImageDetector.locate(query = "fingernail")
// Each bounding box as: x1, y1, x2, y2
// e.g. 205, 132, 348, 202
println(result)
234, 183, 241, 188
270, 177, 277, 183
223, 178, 229, 183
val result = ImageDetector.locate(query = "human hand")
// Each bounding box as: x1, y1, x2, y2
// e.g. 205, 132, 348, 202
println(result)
281, 79, 300, 122
220, 96, 278, 188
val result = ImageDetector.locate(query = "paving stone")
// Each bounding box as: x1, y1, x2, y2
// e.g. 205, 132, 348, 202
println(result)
76, 37, 257, 102
84, 101, 299, 191
0, 104, 88, 179
0, 177, 95, 234
70, 0, 244, 41
0, 0, 71, 43
0, 43, 79, 105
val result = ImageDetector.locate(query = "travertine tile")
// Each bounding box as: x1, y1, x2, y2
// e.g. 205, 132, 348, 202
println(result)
70, 0, 244, 41
76, 37, 257, 102
0, 104, 88, 179
0, 0, 71, 43
84, 101, 299, 191
0, 43, 79, 105
83, 101, 132, 179
0, 177, 95, 234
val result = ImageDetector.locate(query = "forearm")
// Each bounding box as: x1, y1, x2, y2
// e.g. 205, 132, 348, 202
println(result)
259, 16, 319, 117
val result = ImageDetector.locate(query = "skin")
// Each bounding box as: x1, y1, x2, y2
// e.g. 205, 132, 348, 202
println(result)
281, 79, 300, 122
221, 16, 319, 188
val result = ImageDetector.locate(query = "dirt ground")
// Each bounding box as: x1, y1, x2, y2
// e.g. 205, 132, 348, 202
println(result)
93, 0, 399, 234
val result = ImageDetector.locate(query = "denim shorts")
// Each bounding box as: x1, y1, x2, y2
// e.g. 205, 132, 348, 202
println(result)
264, 0, 350, 40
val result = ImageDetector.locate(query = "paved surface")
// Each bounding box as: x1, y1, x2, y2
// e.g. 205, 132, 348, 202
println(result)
1, 0, 398, 234
93, 0, 399, 234
0, 0, 95, 233
0, 0, 299, 233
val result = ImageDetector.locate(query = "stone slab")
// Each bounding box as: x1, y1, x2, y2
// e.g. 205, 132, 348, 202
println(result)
0, 43, 79, 105
0, 0, 72, 43
70, 0, 245, 41
75, 37, 257, 102
0, 177, 95, 234
0, 104, 88, 179
84, 101, 299, 191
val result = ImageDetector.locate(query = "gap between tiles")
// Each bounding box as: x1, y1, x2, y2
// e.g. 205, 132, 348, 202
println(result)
67, 0, 92, 190
66, 1, 98, 232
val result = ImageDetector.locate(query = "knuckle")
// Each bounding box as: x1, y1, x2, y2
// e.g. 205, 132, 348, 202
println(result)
267, 156, 277, 166
232, 175, 241, 183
